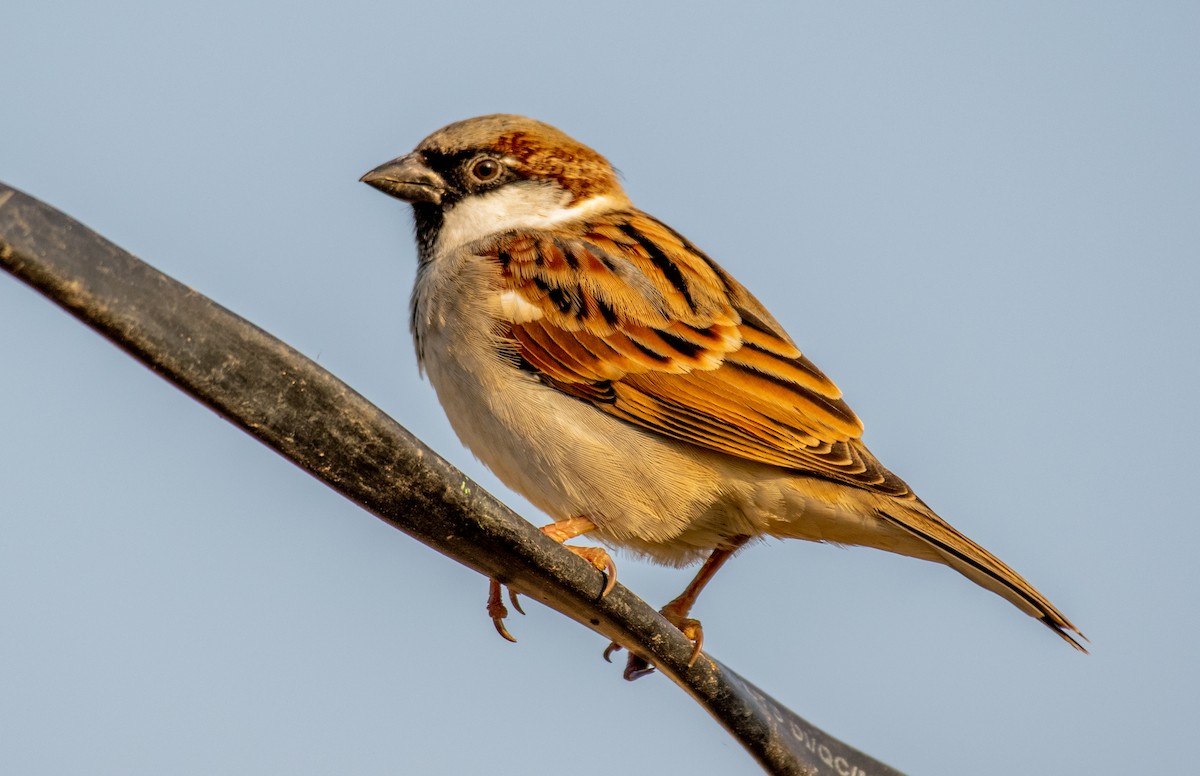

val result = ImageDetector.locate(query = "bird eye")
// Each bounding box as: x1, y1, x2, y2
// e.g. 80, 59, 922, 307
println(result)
469, 157, 502, 183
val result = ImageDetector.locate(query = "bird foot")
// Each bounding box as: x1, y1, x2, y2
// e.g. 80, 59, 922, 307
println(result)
486, 523, 616, 642
603, 608, 705, 681
561, 545, 618, 597
487, 578, 519, 643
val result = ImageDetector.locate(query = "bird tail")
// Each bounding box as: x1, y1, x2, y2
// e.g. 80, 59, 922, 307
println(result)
879, 502, 1088, 652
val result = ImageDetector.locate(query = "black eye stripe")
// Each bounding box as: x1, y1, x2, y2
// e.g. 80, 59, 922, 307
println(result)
420, 150, 512, 194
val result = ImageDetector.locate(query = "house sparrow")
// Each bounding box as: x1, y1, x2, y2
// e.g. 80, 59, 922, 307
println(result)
361, 114, 1085, 676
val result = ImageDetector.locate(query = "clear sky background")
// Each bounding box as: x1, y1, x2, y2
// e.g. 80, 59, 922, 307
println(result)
2, 3, 1197, 774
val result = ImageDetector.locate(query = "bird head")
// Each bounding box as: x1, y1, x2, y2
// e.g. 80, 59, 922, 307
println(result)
361, 114, 630, 261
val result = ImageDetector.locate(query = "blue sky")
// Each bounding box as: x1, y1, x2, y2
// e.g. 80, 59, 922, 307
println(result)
2, 3, 1198, 774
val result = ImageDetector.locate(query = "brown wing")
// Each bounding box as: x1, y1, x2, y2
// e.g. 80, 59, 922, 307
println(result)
482, 210, 911, 497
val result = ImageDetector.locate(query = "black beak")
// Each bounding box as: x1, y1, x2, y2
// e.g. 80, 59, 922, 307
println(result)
360, 153, 445, 205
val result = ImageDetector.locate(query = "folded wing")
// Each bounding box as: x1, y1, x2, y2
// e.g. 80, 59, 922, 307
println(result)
481, 210, 912, 497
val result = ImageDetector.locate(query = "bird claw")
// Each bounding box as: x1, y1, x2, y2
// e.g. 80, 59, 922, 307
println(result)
487, 578, 518, 643
602, 641, 657, 679
538, 518, 616, 598
492, 615, 517, 643
674, 617, 704, 667
604, 611, 705, 681
659, 595, 706, 667
562, 545, 617, 598
623, 655, 657, 681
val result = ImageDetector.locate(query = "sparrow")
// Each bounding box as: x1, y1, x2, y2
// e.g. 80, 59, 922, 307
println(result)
361, 114, 1086, 676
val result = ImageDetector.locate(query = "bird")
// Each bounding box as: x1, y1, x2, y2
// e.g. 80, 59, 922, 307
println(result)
360, 114, 1086, 677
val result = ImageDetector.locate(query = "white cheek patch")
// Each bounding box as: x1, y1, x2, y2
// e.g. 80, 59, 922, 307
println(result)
436, 184, 622, 257
496, 290, 545, 323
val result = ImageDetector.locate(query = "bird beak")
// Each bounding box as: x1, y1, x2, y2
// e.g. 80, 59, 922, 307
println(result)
360, 153, 445, 205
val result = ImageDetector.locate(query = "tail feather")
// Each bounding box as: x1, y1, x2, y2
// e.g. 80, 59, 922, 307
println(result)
880, 504, 1088, 653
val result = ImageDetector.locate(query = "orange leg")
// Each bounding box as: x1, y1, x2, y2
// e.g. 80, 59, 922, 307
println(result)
607, 535, 750, 680
488, 516, 616, 642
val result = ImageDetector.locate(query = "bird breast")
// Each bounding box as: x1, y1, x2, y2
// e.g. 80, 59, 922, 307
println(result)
411, 245, 753, 563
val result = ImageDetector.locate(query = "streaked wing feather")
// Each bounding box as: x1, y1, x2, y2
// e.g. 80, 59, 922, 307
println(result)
483, 210, 911, 497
